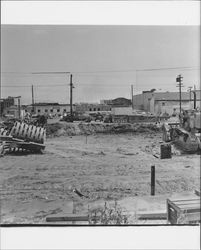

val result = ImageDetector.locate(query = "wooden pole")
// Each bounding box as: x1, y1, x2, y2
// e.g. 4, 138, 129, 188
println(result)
131, 85, 134, 109
193, 85, 196, 109
179, 80, 182, 113
18, 98, 21, 119
70, 74, 73, 121
31, 84, 35, 113
176, 75, 183, 114
72, 200, 76, 225
151, 165, 155, 196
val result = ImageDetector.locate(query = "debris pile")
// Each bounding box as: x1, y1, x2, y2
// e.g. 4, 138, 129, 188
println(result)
0, 121, 46, 156
46, 122, 160, 137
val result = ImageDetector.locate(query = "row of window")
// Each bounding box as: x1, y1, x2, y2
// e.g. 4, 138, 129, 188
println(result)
87, 108, 111, 111
37, 109, 67, 113
37, 108, 112, 113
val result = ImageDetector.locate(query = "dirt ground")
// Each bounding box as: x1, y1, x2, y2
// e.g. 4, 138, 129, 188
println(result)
0, 131, 200, 224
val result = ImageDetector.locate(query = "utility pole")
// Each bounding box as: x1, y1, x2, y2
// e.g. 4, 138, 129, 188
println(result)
193, 85, 197, 109
131, 84, 134, 109
176, 74, 183, 113
31, 84, 35, 113
18, 98, 21, 119
188, 86, 193, 109
70, 74, 74, 121
0, 78, 1, 117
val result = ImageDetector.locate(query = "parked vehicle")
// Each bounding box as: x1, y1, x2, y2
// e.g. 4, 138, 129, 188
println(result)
60, 112, 92, 122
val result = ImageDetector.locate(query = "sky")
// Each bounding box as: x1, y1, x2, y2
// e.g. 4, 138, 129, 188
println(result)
1, 25, 200, 105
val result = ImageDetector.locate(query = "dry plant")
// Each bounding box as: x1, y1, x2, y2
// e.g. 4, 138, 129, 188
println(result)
88, 200, 130, 225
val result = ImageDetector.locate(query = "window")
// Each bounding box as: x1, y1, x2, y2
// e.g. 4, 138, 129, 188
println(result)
162, 102, 165, 106
98, 108, 100, 111
64, 109, 66, 112
45, 109, 48, 112
50, 109, 53, 113
38, 109, 41, 113
57, 109, 60, 112
89, 108, 92, 111
93, 108, 96, 111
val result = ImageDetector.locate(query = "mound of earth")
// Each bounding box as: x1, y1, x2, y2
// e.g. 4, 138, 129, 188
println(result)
46, 122, 160, 137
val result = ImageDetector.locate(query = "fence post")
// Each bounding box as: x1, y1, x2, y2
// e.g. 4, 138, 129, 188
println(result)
151, 165, 155, 196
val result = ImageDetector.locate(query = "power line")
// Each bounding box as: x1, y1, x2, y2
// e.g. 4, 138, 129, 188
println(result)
2, 83, 137, 88
1, 66, 200, 76
1, 84, 67, 88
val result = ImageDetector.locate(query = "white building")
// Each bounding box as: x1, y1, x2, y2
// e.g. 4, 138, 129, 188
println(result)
133, 90, 201, 115
26, 103, 75, 116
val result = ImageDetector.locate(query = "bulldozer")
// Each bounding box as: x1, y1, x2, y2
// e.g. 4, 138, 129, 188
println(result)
162, 110, 201, 153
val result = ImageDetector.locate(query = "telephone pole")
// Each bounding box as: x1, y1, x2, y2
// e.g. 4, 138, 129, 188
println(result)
31, 84, 35, 113
176, 74, 183, 113
0, 78, 1, 117
131, 85, 134, 109
193, 85, 197, 109
70, 74, 74, 121
188, 86, 193, 108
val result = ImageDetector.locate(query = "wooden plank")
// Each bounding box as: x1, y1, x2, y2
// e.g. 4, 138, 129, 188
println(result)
46, 215, 89, 222
138, 212, 167, 220
179, 208, 200, 214
185, 212, 200, 222
174, 203, 200, 208
177, 204, 200, 209
174, 200, 200, 205
172, 198, 200, 203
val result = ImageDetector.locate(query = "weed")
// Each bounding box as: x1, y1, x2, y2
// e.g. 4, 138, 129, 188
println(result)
88, 200, 130, 225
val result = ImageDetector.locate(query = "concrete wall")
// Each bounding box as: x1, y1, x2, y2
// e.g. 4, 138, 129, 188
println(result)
111, 107, 133, 115
75, 104, 111, 113
133, 92, 154, 111
154, 101, 190, 115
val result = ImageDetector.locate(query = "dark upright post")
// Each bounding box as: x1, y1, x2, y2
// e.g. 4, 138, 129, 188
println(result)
151, 165, 155, 195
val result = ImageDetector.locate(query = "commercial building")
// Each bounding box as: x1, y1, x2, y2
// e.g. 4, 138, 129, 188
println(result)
101, 97, 131, 107
26, 103, 75, 116
75, 98, 131, 114
75, 103, 111, 114
133, 90, 201, 115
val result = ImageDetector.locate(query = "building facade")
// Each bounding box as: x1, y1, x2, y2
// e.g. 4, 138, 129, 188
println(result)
26, 103, 75, 116
75, 103, 111, 114
0, 96, 15, 116
133, 91, 201, 115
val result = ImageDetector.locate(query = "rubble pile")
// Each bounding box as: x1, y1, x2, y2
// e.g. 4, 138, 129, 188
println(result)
46, 122, 160, 137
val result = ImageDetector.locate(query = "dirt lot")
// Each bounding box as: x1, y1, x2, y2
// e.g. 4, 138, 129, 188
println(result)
0, 130, 200, 224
